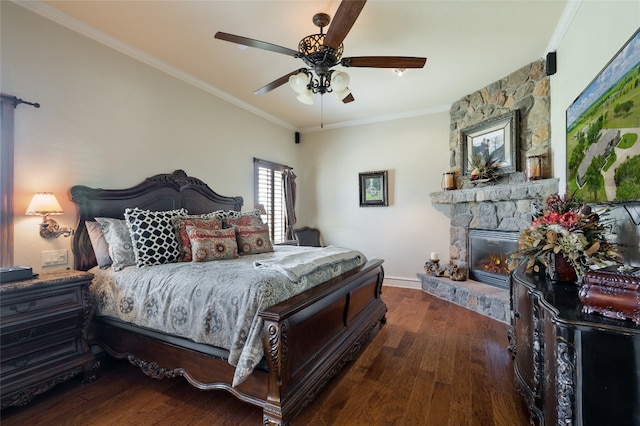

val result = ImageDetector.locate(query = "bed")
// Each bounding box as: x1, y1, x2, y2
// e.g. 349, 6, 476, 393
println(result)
70, 170, 387, 425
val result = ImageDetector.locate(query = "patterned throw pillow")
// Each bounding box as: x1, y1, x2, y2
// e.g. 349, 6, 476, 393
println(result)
172, 216, 223, 262
124, 208, 187, 267
223, 213, 263, 228
235, 224, 273, 255
207, 209, 263, 226
95, 217, 136, 271
186, 226, 239, 261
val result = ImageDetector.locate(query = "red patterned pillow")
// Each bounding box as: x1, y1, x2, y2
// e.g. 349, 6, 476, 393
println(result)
174, 217, 222, 261
235, 224, 273, 255
186, 226, 239, 262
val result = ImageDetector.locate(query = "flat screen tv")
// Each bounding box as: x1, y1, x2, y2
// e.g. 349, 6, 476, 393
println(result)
566, 28, 640, 203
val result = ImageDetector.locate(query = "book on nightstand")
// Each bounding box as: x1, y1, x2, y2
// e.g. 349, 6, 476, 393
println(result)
0, 266, 34, 283
579, 265, 640, 326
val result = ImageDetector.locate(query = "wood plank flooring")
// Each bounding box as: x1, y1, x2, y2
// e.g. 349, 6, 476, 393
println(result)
1, 286, 530, 425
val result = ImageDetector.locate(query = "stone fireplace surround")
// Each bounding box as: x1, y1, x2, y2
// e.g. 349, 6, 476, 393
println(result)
420, 177, 558, 323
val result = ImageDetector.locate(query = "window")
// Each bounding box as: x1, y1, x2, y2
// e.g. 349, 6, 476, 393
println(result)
254, 158, 289, 244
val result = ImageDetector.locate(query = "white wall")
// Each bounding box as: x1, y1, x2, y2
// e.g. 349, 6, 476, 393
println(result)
297, 114, 451, 288
2, 2, 295, 272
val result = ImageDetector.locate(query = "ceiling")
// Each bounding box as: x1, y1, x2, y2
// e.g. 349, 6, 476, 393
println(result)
28, 0, 569, 132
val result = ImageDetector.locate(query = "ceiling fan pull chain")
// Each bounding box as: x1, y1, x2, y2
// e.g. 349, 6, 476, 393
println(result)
321, 95, 324, 129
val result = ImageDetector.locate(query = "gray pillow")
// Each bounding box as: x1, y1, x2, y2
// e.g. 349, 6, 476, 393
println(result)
85, 221, 112, 269
95, 217, 136, 271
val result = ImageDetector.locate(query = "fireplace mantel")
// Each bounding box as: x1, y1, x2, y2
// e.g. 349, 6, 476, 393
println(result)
427, 177, 559, 279
429, 178, 559, 207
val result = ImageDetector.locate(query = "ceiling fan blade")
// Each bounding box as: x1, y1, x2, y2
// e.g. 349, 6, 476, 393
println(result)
254, 69, 304, 95
341, 56, 427, 68
342, 93, 355, 104
323, 0, 367, 50
215, 32, 299, 57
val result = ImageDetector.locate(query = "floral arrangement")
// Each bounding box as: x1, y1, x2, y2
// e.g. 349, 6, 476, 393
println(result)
468, 153, 500, 182
509, 193, 622, 279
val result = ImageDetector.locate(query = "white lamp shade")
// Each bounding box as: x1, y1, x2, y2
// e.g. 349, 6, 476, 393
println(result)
25, 192, 64, 216
289, 73, 310, 94
296, 90, 314, 105
331, 71, 350, 92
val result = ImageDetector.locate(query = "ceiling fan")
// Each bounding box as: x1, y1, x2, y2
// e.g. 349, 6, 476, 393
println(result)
214, 0, 426, 106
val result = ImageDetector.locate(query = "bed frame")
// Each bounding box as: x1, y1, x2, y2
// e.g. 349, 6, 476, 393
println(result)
70, 170, 387, 425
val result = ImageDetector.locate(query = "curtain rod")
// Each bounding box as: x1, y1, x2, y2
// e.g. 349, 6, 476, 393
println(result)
0, 93, 40, 109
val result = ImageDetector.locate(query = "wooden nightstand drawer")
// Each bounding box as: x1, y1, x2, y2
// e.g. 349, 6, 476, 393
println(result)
1, 311, 83, 349
1, 334, 80, 376
1, 287, 83, 321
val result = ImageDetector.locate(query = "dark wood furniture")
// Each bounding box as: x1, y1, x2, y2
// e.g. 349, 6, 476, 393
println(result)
292, 226, 322, 247
509, 266, 640, 426
69, 170, 387, 426
0, 270, 98, 408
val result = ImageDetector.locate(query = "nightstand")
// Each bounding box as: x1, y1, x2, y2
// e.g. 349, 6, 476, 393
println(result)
1, 270, 99, 408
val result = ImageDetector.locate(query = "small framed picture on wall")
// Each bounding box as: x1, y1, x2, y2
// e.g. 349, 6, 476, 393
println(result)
359, 170, 388, 207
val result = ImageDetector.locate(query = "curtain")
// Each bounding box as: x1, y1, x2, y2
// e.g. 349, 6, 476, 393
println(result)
0, 96, 16, 266
283, 169, 297, 240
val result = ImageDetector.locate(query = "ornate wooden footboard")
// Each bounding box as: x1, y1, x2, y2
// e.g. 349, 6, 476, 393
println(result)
90, 259, 385, 425
71, 170, 387, 425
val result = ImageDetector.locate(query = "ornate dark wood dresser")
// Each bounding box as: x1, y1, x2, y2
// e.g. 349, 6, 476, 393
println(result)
510, 266, 640, 426
1, 270, 98, 408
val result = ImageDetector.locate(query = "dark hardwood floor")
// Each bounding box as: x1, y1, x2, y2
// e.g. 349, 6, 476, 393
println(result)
1, 286, 529, 425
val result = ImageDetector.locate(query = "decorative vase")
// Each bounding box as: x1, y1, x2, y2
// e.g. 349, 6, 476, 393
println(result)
547, 253, 578, 283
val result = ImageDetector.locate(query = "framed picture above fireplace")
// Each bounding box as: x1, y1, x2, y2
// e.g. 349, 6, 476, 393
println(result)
566, 28, 640, 203
461, 111, 518, 178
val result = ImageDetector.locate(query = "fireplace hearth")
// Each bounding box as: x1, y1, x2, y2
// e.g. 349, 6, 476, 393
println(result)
468, 229, 519, 289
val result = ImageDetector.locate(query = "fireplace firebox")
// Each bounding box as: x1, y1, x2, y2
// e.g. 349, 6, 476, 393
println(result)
468, 229, 519, 289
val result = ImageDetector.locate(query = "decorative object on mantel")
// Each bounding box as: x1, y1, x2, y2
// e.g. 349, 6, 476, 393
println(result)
465, 153, 501, 184
579, 264, 640, 325
424, 253, 466, 281
525, 154, 544, 181
441, 171, 456, 191
509, 193, 623, 284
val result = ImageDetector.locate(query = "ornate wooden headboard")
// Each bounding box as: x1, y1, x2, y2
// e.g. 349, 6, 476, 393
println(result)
70, 170, 243, 271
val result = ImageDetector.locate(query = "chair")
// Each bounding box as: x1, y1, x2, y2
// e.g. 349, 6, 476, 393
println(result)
292, 226, 322, 247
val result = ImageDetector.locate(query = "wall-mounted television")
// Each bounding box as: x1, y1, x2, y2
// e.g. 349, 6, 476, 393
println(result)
566, 28, 640, 204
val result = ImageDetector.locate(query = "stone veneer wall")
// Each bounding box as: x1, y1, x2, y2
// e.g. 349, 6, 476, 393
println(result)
449, 59, 551, 181
430, 178, 559, 269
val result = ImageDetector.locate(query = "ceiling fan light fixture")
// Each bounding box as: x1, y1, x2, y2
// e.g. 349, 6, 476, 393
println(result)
331, 71, 350, 92
289, 72, 310, 94
296, 90, 314, 105
394, 68, 406, 76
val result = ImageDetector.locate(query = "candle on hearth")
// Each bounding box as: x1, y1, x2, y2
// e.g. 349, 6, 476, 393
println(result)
430, 252, 439, 261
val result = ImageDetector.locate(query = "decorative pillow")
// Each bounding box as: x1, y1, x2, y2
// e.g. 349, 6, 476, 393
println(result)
208, 209, 263, 225
186, 226, 239, 261
94, 217, 136, 271
172, 216, 223, 262
234, 224, 273, 255
223, 213, 263, 228
124, 208, 187, 267
86, 221, 112, 269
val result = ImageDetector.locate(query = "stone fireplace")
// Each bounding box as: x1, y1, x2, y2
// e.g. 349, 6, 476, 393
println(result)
421, 178, 558, 323
431, 177, 559, 277
418, 58, 558, 323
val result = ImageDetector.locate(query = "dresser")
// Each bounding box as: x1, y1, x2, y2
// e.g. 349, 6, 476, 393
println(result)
509, 266, 640, 426
1, 270, 99, 408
